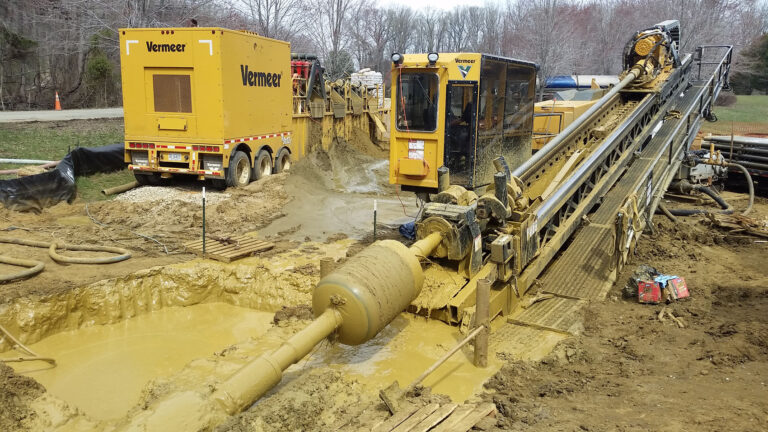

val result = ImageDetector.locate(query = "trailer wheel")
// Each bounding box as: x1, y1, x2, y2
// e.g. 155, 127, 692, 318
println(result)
226, 150, 251, 188
253, 149, 273, 181
274, 148, 292, 173
134, 172, 161, 186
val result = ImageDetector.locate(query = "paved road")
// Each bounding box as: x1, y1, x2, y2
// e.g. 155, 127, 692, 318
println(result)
0, 108, 123, 123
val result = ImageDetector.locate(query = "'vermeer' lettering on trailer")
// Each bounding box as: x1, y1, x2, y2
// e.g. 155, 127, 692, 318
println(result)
146, 42, 186, 52
240, 65, 282, 88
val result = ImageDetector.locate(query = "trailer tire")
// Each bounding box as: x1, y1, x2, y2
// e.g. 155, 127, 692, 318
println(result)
134, 172, 162, 186
274, 148, 292, 173
252, 149, 273, 181
226, 150, 251, 188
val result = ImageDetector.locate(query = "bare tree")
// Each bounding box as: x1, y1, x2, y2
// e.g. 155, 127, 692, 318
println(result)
385, 6, 415, 54
350, 1, 391, 72
238, 0, 299, 40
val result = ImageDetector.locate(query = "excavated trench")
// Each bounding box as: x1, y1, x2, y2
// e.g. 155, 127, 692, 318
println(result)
0, 239, 563, 430
0, 242, 346, 428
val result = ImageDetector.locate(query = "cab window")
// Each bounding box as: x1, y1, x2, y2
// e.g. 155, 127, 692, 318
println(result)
396, 72, 438, 132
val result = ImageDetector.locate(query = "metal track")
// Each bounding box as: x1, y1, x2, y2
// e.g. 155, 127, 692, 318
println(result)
511, 46, 732, 331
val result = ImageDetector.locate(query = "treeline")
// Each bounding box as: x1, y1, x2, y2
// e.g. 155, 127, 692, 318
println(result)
0, 0, 766, 110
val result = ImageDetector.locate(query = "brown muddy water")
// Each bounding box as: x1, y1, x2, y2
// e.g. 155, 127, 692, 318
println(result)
3, 303, 273, 420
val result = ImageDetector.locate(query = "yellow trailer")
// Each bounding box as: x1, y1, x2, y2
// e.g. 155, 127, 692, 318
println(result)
119, 27, 386, 188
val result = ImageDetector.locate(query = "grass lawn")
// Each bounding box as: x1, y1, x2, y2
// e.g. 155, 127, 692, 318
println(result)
702, 95, 768, 135
0, 119, 133, 202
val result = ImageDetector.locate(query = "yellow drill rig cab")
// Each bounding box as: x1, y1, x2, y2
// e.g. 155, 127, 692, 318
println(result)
389, 53, 538, 197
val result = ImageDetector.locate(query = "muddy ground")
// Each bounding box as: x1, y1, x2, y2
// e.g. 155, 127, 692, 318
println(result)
1, 122, 767, 431
480, 211, 768, 431
0, 172, 290, 304
214, 199, 768, 432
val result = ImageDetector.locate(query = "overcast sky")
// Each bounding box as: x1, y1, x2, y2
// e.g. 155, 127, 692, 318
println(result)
378, 0, 491, 11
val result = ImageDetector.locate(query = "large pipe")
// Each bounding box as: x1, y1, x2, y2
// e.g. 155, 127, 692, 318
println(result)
101, 181, 139, 196
512, 67, 640, 180
0, 158, 56, 165
535, 94, 654, 225
213, 308, 343, 414
211, 232, 443, 414
706, 136, 768, 147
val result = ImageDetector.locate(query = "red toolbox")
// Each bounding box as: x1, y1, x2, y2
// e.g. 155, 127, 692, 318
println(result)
638, 281, 662, 304
667, 277, 689, 300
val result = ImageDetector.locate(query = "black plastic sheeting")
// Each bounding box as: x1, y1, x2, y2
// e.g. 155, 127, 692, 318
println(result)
0, 143, 126, 213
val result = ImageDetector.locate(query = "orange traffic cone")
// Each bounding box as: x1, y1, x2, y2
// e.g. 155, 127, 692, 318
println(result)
54, 92, 62, 111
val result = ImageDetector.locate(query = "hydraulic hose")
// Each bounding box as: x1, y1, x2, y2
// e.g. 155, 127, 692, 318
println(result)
667, 183, 732, 216
656, 202, 678, 223
688, 157, 755, 216
730, 163, 754, 216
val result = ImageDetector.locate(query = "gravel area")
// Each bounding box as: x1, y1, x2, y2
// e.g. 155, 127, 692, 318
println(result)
114, 186, 231, 205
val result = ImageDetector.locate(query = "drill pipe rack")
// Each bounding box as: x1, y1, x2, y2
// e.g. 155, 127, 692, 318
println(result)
410, 34, 733, 326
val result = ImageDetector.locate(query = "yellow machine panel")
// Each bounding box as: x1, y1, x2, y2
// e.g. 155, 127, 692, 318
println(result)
532, 99, 598, 150
389, 53, 537, 195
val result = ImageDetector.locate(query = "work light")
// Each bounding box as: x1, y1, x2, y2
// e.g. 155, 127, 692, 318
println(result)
391, 53, 403, 65
427, 52, 439, 64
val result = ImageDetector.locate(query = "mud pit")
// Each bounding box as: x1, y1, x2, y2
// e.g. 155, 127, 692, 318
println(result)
6, 303, 274, 421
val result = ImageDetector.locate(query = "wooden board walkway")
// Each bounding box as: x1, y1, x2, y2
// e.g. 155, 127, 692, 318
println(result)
368, 402, 496, 432
183, 235, 274, 263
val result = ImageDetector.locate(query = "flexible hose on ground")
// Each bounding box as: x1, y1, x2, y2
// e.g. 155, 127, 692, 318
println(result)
667, 184, 733, 216
656, 202, 679, 223
0, 255, 45, 282
101, 181, 139, 196
0, 237, 131, 264
48, 242, 131, 264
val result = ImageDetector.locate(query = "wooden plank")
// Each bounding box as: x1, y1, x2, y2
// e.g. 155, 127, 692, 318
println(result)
217, 242, 272, 256
185, 240, 237, 253
408, 404, 457, 432
216, 240, 271, 255
184, 236, 264, 249
184, 235, 274, 263
429, 405, 476, 432
219, 245, 272, 259
391, 404, 440, 432
192, 238, 265, 252
443, 403, 496, 432
183, 235, 261, 248
371, 405, 419, 432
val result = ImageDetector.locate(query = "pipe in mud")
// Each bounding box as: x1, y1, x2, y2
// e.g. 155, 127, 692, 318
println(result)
205, 234, 443, 420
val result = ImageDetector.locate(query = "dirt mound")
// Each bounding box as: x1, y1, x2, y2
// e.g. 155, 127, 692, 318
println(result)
478, 215, 768, 431
0, 363, 45, 431
289, 137, 391, 196
90, 173, 289, 251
